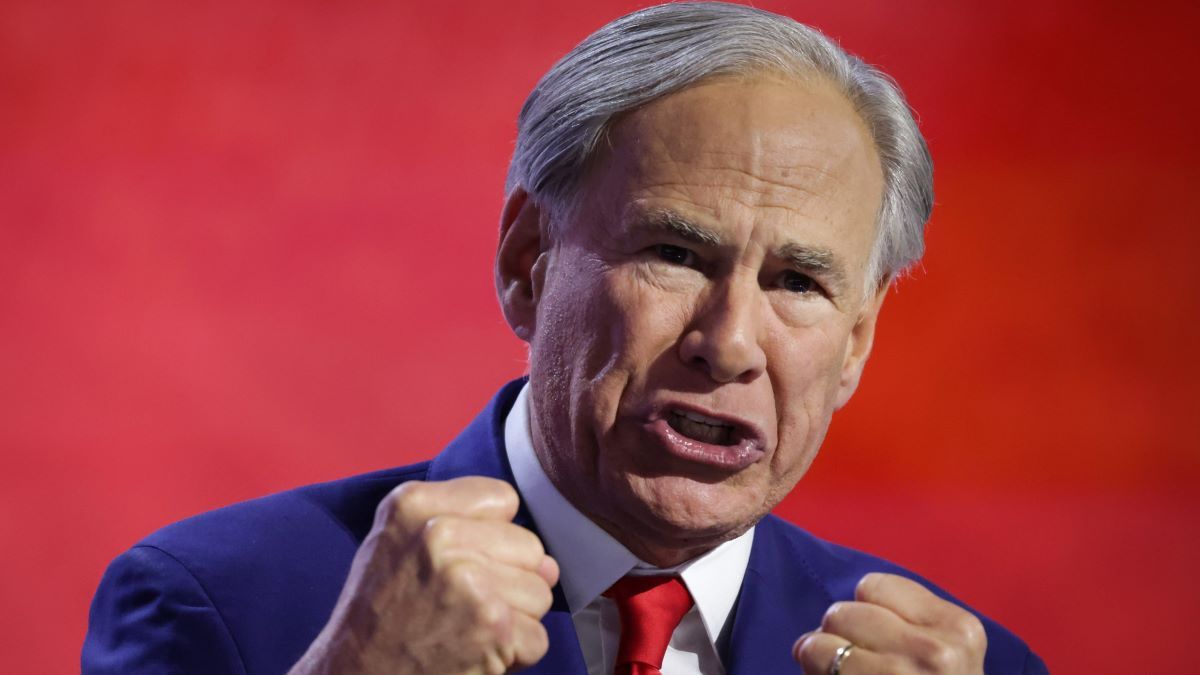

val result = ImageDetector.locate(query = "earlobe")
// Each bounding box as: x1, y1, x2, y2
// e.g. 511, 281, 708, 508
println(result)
834, 284, 889, 410
495, 188, 547, 343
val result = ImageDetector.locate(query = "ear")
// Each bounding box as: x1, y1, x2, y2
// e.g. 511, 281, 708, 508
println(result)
834, 283, 889, 410
495, 187, 548, 343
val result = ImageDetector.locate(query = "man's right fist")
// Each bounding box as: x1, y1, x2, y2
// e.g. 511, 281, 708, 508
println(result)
289, 477, 560, 675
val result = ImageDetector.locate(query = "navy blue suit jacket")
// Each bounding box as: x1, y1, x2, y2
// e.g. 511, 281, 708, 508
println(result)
84, 379, 1048, 673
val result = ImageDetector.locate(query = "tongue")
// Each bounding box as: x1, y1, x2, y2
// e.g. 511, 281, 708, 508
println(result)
671, 416, 732, 445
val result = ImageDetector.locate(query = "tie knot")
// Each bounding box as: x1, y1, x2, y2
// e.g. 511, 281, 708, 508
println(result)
603, 575, 694, 674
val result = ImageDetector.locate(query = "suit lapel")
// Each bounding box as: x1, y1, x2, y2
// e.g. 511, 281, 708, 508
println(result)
426, 378, 588, 675
725, 516, 833, 674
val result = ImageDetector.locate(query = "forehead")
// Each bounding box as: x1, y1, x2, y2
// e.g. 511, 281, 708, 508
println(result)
581, 73, 884, 272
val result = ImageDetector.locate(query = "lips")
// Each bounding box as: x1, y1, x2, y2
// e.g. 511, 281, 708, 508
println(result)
644, 404, 767, 472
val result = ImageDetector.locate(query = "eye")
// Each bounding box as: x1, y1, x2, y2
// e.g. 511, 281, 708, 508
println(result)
655, 244, 696, 266
780, 270, 820, 294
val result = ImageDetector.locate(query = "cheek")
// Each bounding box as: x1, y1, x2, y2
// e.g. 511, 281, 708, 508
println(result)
768, 324, 852, 464
530, 259, 665, 440
778, 317, 854, 396
572, 272, 690, 441
548, 262, 691, 397
604, 271, 694, 359
533, 253, 610, 358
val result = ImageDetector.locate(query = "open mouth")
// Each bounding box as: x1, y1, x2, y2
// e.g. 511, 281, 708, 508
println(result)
666, 408, 738, 446
648, 404, 766, 471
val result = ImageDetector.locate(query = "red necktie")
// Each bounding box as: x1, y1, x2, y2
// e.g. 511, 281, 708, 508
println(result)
603, 575, 695, 675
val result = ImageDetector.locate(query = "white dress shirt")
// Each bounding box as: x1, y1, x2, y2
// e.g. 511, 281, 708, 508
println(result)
504, 383, 754, 675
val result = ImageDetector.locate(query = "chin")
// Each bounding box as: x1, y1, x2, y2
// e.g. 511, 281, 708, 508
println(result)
613, 473, 765, 549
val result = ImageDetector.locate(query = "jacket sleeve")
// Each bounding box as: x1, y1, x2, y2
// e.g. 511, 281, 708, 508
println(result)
82, 545, 248, 675
1022, 647, 1050, 675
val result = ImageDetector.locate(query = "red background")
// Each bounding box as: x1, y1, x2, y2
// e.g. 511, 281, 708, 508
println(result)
3, 1, 1198, 672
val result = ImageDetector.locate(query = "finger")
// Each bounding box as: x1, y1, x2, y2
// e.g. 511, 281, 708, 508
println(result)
820, 600, 980, 672
377, 477, 521, 533
471, 562, 555, 619
435, 560, 549, 670
793, 631, 889, 675
820, 600, 921, 654
507, 609, 551, 670
855, 572, 962, 628
854, 574, 988, 666
423, 516, 548, 572
537, 553, 560, 587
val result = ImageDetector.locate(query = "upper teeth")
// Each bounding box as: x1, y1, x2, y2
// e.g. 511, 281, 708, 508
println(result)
673, 409, 731, 427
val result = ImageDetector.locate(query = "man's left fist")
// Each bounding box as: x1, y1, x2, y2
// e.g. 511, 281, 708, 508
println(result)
792, 573, 987, 674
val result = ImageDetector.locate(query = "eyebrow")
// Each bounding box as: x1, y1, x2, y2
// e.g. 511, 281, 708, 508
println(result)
779, 242, 847, 290
633, 208, 850, 292
636, 209, 723, 246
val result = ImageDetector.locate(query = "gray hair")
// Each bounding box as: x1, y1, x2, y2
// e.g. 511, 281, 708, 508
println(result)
505, 1, 934, 291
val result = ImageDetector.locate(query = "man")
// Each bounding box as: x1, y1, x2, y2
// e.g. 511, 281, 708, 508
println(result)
84, 3, 1047, 674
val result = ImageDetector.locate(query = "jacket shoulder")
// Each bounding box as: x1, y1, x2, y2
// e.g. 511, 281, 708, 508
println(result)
142, 462, 432, 557
84, 462, 431, 674
83, 544, 249, 674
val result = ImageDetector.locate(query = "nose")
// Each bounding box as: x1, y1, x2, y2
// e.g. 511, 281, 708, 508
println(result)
677, 279, 768, 384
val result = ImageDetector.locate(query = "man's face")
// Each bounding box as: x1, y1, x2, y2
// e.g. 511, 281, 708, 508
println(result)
511, 74, 886, 565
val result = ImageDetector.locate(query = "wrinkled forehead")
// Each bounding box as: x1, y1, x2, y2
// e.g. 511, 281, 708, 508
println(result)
614, 75, 877, 191
570, 74, 884, 276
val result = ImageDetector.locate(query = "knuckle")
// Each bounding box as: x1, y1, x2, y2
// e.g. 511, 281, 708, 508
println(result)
952, 613, 988, 651
821, 602, 848, 630
487, 477, 520, 503
855, 572, 882, 599
475, 596, 512, 634
795, 633, 821, 662
421, 516, 458, 551
919, 640, 963, 672
443, 559, 479, 591
380, 481, 426, 523
394, 481, 427, 510
521, 528, 547, 558
417, 518, 460, 572
466, 476, 518, 508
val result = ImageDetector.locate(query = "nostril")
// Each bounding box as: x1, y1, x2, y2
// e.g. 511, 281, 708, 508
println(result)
678, 323, 766, 384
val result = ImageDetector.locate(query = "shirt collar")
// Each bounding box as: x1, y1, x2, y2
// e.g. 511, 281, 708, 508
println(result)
504, 382, 754, 645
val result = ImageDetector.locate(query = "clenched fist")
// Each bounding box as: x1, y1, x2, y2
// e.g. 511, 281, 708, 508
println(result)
290, 477, 559, 675
793, 573, 987, 675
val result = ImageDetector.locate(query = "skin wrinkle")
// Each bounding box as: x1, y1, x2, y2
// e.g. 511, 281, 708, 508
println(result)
634, 171, 826, 205
640, 209, 838, 271
537, 59, 918, 286
630, 165, 863, 248
511, 74, 885, 567
633, 209, 849, 300
656, 83, 879, 290
639, 210, 722, 247
687, 157, 846, 200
